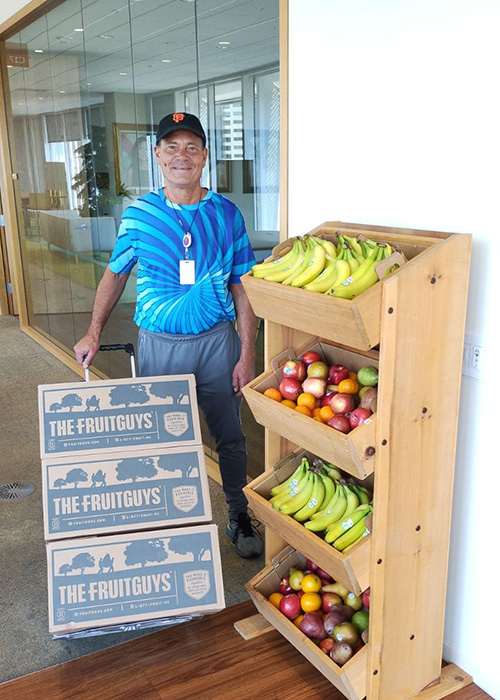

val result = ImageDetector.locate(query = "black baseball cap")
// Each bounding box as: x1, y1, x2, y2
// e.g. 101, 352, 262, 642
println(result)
155, 112, 206, 147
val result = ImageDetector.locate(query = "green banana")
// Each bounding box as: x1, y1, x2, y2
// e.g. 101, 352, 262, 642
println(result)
252, 239, 301, 278
333, 515, 371, 552
315, 460, 342, 480
348, 481, 372, 505
329, 244, 384, 299
281, 236, 314, 285
290, 238, 326, 288
262, 238, 304, 282
317, 471, 336, 510
303, 255, 339, 293
270, 462, 311, 510
279, 470, 315, 515
324, 504, 372, 544
269, 458, 308, 498
344, 246, 360, 275
293, 472, 326, 521
304, 483, 348, 532
344, 235, 364, 257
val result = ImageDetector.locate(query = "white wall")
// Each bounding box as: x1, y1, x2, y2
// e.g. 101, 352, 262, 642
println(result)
0, 0, 31, 27
289, 0, 497, 697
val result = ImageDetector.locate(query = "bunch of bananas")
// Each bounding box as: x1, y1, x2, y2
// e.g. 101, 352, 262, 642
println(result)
268, 458, 372, 552
251, 233, 406, 300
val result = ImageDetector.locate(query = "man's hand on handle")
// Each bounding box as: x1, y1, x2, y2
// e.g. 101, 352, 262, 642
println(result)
74, 334, 101, 369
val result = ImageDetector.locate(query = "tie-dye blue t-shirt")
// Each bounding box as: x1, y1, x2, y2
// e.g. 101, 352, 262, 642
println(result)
109, 188, 255, 334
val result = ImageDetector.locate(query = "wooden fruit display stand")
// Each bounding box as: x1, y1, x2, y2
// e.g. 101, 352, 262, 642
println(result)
239, 222, 473, 700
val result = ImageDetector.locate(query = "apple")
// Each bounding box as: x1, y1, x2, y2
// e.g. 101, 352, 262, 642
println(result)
316, 567, 333, 583
349, 407, 372, 429
327, 415, 352, 434
279, 576, 293, 595
279, 593, 301, 620
320, 394, 336, 407
328, 364, 349, 385
279, 377, 302, 402
302, 377, 327, 398
329, 393, 356, 415
362, 588, 370, 609
321, 592, 343, 613
306, 559, 319, 573
282, 359, 306, 382
307, 361, 329, 379
319, 638, 335, 655
301, 350, 322, 367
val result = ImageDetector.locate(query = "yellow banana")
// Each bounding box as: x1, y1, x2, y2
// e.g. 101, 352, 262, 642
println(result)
281, 236, 314, 285
262, 238, 304, 282
303, 255, 338, 293
344, 235, 364, 257
252, 238, 301, 278
293, 472, 326, 521
279, 470, 315, 515
324, 504, 372, 544
269, 458, 308, 498
329, 244, 384, 299
333, 515, 371, 552
304, 483, 348, 532
290, 239, 326, 288
345, 247, 360, 275
317, 238, 337, 258
324, 260, 351, 294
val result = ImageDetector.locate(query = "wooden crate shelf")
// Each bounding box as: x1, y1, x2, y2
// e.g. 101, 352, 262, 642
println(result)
246, 549, 367, 700
242, 222, 473, 700
244, 450, 370, 594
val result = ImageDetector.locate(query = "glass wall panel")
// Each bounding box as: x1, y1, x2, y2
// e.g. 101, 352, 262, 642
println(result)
4, 0, 279, 479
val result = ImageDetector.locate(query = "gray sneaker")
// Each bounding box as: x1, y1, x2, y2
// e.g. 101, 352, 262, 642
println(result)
226, 512, 263, 559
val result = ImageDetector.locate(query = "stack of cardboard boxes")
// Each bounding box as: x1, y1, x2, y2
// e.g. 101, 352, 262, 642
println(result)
38, 374, 225, 637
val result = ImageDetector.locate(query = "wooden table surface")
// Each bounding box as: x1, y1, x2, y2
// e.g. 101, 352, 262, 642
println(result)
0, 601, 492, 700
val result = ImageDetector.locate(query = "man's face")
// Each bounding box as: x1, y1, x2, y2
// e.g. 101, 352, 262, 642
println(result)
154, 130, 207, 190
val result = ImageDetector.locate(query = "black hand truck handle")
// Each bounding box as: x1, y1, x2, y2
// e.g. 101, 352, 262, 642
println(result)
99, 343, 136, 357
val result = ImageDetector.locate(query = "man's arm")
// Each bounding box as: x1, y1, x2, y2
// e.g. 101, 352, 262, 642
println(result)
74, 266, 131, 368
230, 282, 258, 397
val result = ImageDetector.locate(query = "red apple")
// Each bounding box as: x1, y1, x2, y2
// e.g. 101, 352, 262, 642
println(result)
319, 638, 336, 655
329, 393, 356, 415
328, 364, 349, 385
302, 377, 327, 398
301, 351, 322, 366
279, 576, 293, 595
307, 361, 329, 379
279, 593, 301, 620
316, 567, 334, 583
327, 415, 352, 434
321, 592, 343, 613
282, 359, 307, 382
349, 407, 372, 429
306, 559, 319, 573
279, 377, 302, 402
362, 588, 370, 609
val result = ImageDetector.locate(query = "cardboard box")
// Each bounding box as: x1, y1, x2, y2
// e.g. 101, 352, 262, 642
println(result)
242, 339, 379, 479
38, 374, 202, 459
46, 524, 225, 635
246, 547, 367, 700
42, 445, 212, 541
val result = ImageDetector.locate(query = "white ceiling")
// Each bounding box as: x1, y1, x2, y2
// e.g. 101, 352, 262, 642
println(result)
7, 0, 279, 105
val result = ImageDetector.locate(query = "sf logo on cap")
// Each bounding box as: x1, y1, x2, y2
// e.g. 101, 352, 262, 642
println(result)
173, 113, 185, 123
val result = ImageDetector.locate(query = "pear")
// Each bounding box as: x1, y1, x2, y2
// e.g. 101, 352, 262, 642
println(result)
333, 622, 359, 648
289, 567, 305, 591
329, 642, 354, 667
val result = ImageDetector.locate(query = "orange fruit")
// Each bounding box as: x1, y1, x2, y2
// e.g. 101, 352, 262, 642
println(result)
295, 405, 312, 417
297, 392, 316, 411
268, 592, 283, 609
313, 416, 323, 422
300, 592, 322, 613
264, 387, 282, 402
312, 407, 322, 417
293, 614, 305, 628
281, 399, 297, 409
349, 372, 358, 381
301, 573, 322, 593
319, 405, 334, 423
338, 378, 359, 394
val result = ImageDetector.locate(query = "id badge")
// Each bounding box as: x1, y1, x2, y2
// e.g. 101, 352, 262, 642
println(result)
179, 259, 195, 285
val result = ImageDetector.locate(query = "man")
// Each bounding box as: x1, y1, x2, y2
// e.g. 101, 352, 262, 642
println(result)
74, 112, 262, 558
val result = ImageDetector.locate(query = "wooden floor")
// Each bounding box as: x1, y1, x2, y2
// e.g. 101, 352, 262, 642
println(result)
0, 601, 492, 700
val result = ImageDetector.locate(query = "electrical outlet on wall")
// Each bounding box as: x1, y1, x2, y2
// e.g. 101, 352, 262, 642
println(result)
462, 333, 485, 379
